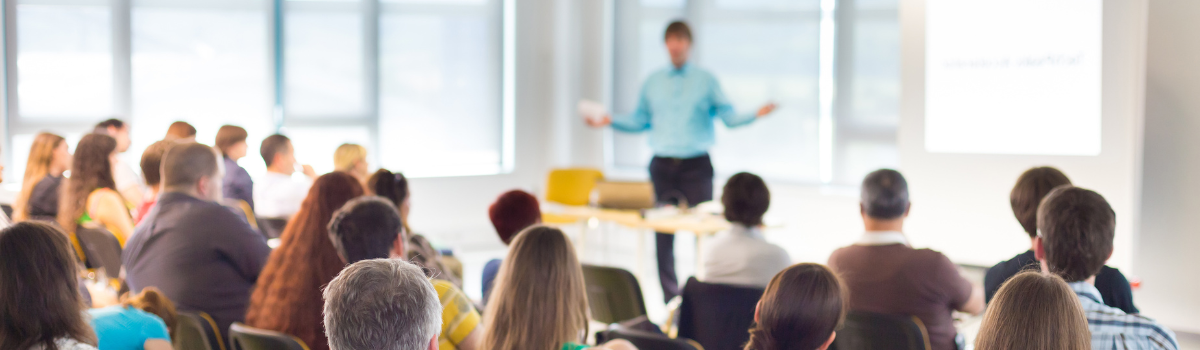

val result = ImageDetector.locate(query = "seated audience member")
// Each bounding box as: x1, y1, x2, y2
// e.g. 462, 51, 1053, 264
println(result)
254, 134, 317, 218
94, 119, 145, 208
324, 259, 441, 350
975, 271, 1090, 350
164, 121, 197, 142
327, 196, 481, 350
483, 226, 637, 350
0, 222, 98, 350
245, 172, 364, 350
135, 140, 175, 224
14, 132, 71, 221
1034, 186, 1178, 349
59, 134, 135, 246
367, 168, 462, 287
745, 263, 846, 350
482, 189, 542, 305
985, 167, 1138, 313
827, 169, 984, 350
89, 287, 176, 350
334, 143, 369, 186
215, 125, 255, 210
701, 172, 790, 287
123, 143, 272, 347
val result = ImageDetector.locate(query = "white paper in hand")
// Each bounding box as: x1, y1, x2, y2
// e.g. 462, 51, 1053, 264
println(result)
578, 99, 608, 124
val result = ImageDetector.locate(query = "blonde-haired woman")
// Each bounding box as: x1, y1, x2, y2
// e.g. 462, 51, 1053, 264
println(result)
483, 226, 637, 350
13, 132, 71, 221
334, 143, 368, 186
975, 271, 1090, 350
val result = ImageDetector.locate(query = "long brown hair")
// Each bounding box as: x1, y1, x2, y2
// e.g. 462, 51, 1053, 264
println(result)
245, 172, 363, 350
123, 287, 179, 339
58, 134, 117, 234
483, 226, 589, 350
0, 222, 96, 349
15, 133, 66, 221
745, 263, 847, 350
975, 271, 1090, 350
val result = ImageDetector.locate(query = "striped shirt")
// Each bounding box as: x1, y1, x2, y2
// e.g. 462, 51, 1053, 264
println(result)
1070, 281, 1178, 350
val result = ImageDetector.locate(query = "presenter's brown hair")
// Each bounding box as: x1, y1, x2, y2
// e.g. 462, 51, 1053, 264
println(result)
664, 20, 693, 42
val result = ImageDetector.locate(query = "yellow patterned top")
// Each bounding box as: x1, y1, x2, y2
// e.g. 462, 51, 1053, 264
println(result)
433, 280, 480, 350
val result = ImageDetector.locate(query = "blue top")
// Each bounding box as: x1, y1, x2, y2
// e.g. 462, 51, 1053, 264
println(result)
222, 157, 255, 210
481, 258, 502, 306
88, 305, 171, 350
611, 63, 758, 158
1070, 281, 1178, 350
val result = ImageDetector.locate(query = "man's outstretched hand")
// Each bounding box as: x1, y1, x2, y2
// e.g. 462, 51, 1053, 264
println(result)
586, 115, 613, 128
757, 103, 778, 118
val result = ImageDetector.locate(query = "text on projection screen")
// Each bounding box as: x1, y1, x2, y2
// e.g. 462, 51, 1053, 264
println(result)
925, 0, 1102, 156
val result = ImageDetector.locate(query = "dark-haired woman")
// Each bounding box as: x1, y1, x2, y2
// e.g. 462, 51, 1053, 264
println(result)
245, 172, 363, 350
58, 134, 135, 247
366, 168, 461, 288
0, 222, 98, 350
745, 263, 847, 350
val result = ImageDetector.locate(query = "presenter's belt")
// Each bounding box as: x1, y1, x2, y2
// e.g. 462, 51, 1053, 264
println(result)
652, 153, 710, 164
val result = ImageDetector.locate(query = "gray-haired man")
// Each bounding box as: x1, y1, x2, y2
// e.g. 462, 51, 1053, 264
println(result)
324, 259, 441, 350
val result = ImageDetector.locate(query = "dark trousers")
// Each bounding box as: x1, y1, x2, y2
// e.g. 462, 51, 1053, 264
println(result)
649, 154, 714, 303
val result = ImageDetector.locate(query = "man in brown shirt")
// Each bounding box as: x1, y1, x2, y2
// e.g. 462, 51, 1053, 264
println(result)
828, 169, 984, 350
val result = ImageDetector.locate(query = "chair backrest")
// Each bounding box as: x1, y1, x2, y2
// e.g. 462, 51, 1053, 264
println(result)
224, 199, 259, 231
175, 312, 215, 350
677, 277, 764, 350
229, 323, 309, 350
75, 226, 122, 280
257, 218, 289, 239
582, 264, 648, 324
832, 311, 931, 350
545, 168, 604, 206
601, 327, 702, 350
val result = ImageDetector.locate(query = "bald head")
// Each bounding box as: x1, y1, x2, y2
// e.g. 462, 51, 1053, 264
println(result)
162, 142, 223, 201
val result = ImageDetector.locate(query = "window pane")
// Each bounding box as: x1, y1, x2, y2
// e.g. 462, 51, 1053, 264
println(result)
285, 10, 365, 116
131, 1, 273, 169
848, 15, 900, 128
379, 3, 502, 177
714, 0, 818, 11
16, 4, 112, 118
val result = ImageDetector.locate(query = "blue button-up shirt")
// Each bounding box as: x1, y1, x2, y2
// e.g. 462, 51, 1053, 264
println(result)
612, 63, 758, 158
1070, 281, 1178, 350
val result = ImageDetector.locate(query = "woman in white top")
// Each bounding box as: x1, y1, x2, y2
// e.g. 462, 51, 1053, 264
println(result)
701, 172, 791, 287
0, 222, 98, 350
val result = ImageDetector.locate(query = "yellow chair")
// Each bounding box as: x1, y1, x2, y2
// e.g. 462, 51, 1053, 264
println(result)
543, 168, 604, 224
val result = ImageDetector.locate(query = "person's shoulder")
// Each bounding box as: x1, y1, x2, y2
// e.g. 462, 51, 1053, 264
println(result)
1084, 305, 1178, 349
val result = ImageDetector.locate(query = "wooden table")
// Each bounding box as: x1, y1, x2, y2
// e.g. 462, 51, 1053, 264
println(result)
545, 204, 731, 281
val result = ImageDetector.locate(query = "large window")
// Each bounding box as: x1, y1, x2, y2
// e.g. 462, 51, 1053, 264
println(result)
3, 0, 511, 183
611, 0, 899, 185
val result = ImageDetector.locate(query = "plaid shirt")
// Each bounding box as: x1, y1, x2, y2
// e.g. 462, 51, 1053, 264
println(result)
1070, 282, 1178, 350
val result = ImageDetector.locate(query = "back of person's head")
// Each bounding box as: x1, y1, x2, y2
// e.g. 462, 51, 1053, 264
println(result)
488, 190, 541, 245
1011, 167, 1072, 238
0, 222, 96, 349
214, 125, 248, 156
1037, 186, 1115, 282
860, 169, 909, 220
140, 140, 176, 188
483, 226, 588, 350
161, 142, 220, 192
260, 134, 292, 167
334, 144, 367, 172
328, 196, 403, 264
746, 263, 846, 350
975, 271, 1090, 350
723, 172, 770, 227
324, 259, 441, 350
664, 20, 693, 42
59, 134, 118, 232
15, 132, 67, 221
93, 118, 125, 134
123, 287, 179, 339
367, 169, 408, 206
165, 121, 197, 140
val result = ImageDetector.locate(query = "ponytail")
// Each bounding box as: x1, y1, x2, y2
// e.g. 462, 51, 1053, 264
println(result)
123, 287, 179, 338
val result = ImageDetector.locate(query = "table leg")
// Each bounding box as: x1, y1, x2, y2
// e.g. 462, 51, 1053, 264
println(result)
694, 233, 706, 278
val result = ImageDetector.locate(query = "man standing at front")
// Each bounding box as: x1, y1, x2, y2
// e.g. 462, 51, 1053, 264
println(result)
587, 21, 776, 301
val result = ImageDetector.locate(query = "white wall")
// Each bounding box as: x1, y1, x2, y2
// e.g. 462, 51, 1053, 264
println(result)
896, 0, 1147, 271
1135, 0, 1200, 332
